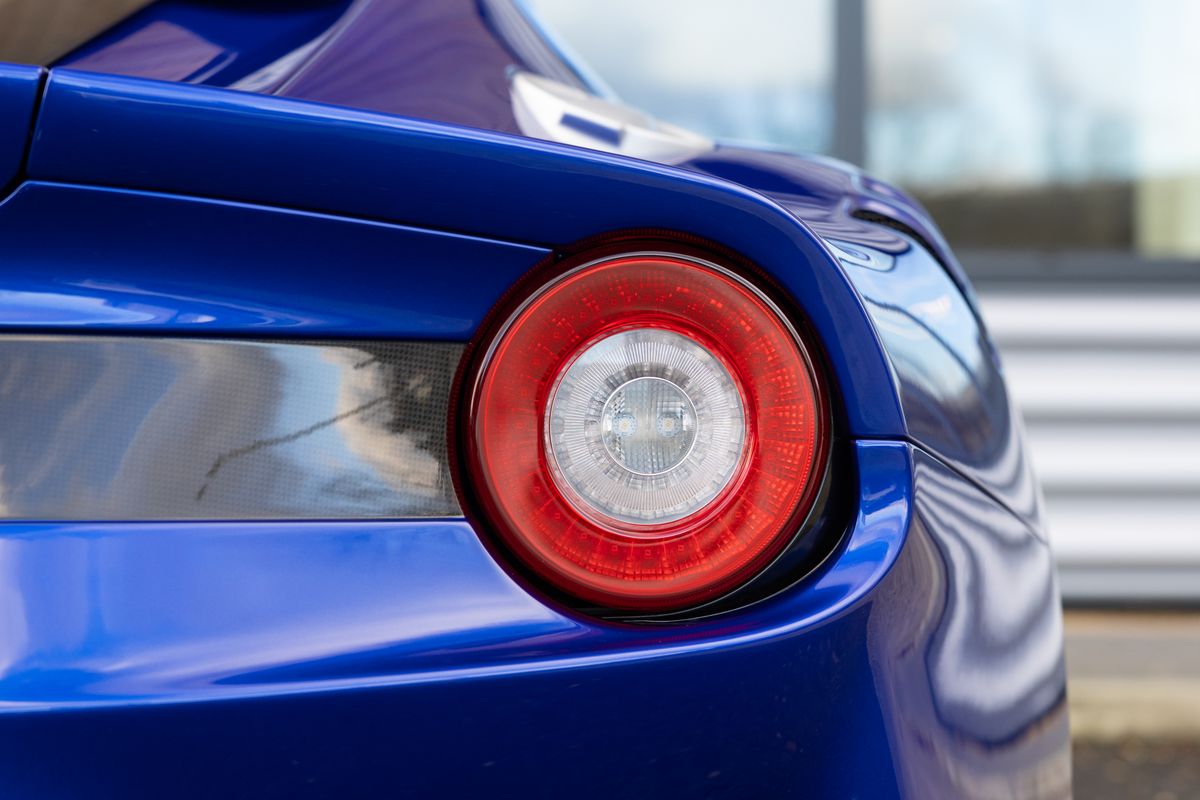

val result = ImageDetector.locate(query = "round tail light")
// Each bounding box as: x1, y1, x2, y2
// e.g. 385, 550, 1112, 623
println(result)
457, 249, 827, 612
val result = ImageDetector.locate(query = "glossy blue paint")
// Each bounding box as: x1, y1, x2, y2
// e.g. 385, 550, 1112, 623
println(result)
266, 0, 524, 131
0, 443, 1067, 796
872, 448, 1067, 795
55, 0, 353, 87
0, 63, 42, 195
0, 2, 1069, 793
684, 145, 980, 310
0, 443, 907, 710
838, 234, 1043, 528
0, 189, 1038, 529
57, 0, 528, 133
18, 78, 1035, 525
25, 71, 905, 437
0, 181, 545, 337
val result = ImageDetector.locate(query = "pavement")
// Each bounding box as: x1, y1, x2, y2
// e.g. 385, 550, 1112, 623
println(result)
1074, 739, 1200, 800
1066, 610, 1200, 798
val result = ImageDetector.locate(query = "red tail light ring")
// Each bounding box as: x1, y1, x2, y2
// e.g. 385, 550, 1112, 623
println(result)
458, 249, 828, 612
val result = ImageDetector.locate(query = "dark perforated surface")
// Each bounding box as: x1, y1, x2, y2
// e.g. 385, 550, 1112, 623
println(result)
0, 337, 464, 519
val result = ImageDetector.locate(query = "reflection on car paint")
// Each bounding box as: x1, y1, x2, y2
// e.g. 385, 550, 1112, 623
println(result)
839, 237, 1044, 529
868, 449, 1068, 797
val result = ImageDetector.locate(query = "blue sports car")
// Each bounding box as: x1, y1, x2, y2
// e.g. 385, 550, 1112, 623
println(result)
0, 1, 1070, 797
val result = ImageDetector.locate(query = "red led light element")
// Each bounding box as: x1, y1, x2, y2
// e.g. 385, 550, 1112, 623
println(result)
462, 252, 826, 611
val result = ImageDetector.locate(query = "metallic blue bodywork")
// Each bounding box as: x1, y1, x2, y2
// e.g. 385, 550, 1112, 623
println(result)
57, 0, 531, 133
0, 444, 1065, 797
56, 0, 354, 88
0, 1, 1068, 796
0, 64, 42, 193
0, 181, 546, 338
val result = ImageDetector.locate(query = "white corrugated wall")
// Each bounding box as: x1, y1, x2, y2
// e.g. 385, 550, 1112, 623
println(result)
980, 288, 1200, 602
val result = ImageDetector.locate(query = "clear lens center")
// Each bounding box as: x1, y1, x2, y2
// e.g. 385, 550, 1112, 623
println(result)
600, 377, 696, 475
545, 327, 746, 526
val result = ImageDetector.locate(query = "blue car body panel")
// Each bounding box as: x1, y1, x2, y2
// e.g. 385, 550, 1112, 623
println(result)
0, 0, 1068, 796
0, 443, 1065, 798
0, 63, 42, 193
22, 72, 903, 438
0, 181, 547, 338
56, 0, 356, 89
